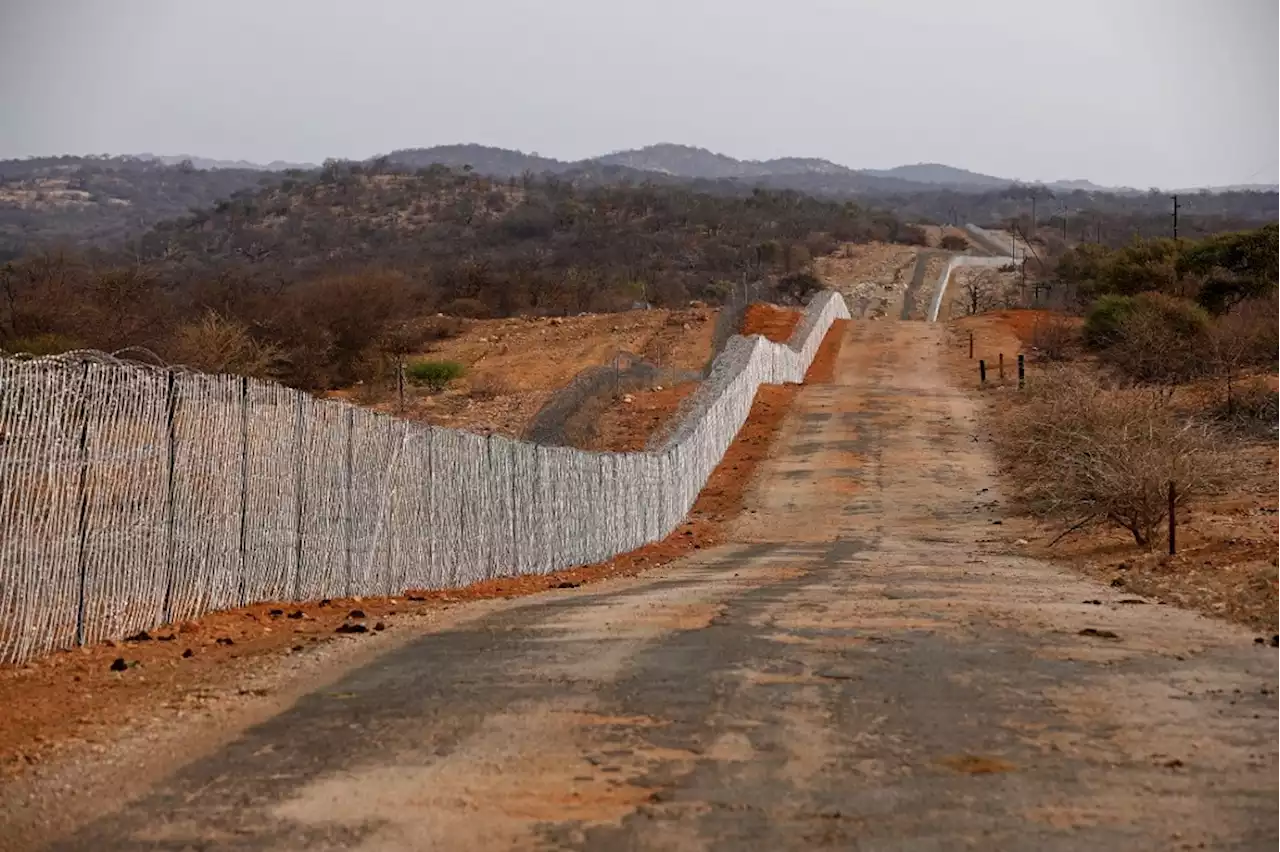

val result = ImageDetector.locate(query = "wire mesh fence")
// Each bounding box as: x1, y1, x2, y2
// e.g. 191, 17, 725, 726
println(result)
706, 278, 773, 372
0, 292, 849, 664
522, 351, 701, 447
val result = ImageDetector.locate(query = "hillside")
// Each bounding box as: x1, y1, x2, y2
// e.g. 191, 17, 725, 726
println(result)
134, 153, 318, 171
383, 144, 572, 177
2, 161, 920, 390
862, 163, 1011, 189
0, 155, 279, 257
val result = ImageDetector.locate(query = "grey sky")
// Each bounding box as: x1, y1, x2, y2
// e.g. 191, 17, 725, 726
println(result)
1, 0, 1275, 188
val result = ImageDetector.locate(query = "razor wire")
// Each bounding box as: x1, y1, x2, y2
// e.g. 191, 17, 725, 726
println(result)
0, 291, 849, 663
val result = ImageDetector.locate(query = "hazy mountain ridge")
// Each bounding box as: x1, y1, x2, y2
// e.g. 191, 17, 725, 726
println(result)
0, 154, 276, 256
381, 144, 992, 195
134, 153, 318, 172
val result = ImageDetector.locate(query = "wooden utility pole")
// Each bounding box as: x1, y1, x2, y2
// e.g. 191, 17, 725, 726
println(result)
1171, 195, 1181, 240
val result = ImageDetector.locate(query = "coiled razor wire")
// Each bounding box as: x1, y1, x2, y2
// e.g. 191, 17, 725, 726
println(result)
0, 291, 850, 663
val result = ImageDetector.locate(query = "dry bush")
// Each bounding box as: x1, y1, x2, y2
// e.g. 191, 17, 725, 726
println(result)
1212, 377, 1279, 436
998, 366, 1235, 548
439, 297, 490, 319
1028, 313, 1077, 361
469, 372, 517, 401
940, 234, 968, 251
169, 311, 278, 377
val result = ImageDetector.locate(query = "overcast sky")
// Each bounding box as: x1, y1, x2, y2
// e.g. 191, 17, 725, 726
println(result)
1, 0, 1275, 188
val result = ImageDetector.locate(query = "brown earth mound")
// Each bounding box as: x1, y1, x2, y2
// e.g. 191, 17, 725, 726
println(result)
740, 304, 801, 343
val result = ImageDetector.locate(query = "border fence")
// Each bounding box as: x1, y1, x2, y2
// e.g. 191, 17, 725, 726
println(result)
0, 292, 849, 664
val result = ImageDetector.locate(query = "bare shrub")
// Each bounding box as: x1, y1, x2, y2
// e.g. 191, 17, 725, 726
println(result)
998, 366, 1234, 548
439, 297, 490, 319
169, 311, 278, 377
469, 372, 517, 401
1212, 378, 1278, 436
1028, 313, 1077, 361
940, 234, 968, 251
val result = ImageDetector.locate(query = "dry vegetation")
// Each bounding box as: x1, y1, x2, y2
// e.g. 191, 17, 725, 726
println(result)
952, 269, 1277, 632
0, 156, 271, 256
327, 306, 717, 438
1, 161, 914, 392
999, 367, 1239, 548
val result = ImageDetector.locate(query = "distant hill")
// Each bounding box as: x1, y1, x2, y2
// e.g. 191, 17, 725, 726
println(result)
133, 153, 318, 172
590, 144, 910, 185
1044, 178, 1115, 193
0, 155, 276, 257
595, 143, 778, 179
861, 163, 1011, 189
387, 143, 940, 194
383, 144, 572, 177
2, 160, 919, 388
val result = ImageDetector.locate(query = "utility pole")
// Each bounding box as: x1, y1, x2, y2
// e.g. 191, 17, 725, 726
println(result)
1030, 192, 1037, 238
1171, 194, 1180, 240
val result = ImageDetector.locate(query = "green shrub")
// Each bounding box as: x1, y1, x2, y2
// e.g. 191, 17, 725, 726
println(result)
405, 358, 464, 391
1102, 293, 1211, 387
1083, 294, 1137, 348
1132, 291, 1210, 337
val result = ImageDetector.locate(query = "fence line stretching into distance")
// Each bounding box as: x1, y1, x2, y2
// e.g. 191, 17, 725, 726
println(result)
0, 291, 850, 664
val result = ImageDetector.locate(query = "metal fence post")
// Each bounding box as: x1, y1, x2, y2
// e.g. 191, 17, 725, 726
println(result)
237, 375, 250, 606
161, 369, 179, 625
397, 359, 405, 415
73, 361, 91, 646
968, 332, 974, 359
979, 359, 987, 385
1017, 354, 1025, 389
998, 353, 1005, 381
1168, 481, 1177, 556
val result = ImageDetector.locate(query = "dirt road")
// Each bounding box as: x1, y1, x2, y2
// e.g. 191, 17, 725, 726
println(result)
41, 323, 1278, 851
